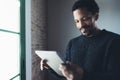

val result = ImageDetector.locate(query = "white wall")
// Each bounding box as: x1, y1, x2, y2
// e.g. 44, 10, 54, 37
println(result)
47, 0, 120, 54
96, 0, 120, 33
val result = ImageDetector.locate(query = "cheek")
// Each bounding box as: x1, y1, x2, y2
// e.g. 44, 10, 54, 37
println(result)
85, 20, 92, 26
75, 23, 81, 29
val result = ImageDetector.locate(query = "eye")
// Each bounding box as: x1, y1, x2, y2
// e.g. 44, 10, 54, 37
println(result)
82, 16, 91, 21
82, 17, 87, 21
74, 20, 79, 23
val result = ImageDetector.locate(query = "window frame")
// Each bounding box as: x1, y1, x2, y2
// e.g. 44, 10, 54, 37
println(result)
20, 0, 26, 80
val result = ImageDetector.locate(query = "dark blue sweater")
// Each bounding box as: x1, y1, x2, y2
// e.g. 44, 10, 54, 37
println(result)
65, 29, 120, 80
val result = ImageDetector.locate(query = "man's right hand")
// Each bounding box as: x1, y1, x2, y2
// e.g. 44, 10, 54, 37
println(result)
59, 61, 84, 80
40, 59, 50, 70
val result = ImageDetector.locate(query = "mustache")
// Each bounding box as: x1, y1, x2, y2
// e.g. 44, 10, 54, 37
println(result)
79, 26, 89, 31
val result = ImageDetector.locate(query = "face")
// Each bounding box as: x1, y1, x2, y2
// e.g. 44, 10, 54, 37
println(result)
73, 8, 98, 37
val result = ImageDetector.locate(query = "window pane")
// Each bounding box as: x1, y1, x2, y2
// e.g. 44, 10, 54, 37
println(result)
0, 0, 20, 32
12, 76, 20, 80
0, 31, 20, 80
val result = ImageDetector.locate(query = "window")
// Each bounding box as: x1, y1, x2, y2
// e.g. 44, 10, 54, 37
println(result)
0, 0, 21, 80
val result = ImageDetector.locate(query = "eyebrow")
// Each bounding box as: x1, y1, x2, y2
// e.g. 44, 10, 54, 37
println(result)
74, 15, 91, 21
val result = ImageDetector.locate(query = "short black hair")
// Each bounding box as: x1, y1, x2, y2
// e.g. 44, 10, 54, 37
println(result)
72, 0, 99, 14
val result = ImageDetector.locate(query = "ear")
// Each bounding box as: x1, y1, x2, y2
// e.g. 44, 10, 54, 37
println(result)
95, 13, 99, 21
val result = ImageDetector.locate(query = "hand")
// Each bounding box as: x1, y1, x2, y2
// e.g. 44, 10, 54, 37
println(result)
59, 61, 84, 80
40, 59, 50, 70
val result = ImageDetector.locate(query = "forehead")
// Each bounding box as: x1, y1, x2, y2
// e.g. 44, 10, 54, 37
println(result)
73, 8, 92, 18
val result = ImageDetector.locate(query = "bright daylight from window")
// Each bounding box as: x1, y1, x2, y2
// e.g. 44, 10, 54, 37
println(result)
0, 0, 20, 80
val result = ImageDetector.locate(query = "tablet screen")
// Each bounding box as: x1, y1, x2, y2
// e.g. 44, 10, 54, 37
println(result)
35, 50, 64, 76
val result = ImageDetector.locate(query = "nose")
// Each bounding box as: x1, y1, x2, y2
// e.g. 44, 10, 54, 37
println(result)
76, 20, 85, 29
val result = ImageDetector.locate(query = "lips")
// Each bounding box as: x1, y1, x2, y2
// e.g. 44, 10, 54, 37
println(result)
81, 28, 87, 34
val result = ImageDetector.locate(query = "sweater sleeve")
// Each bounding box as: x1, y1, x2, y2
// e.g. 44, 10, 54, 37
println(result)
104, 37, 120, 80
83, 37, 120, 80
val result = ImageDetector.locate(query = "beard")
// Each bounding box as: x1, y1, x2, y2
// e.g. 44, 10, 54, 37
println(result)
79, 25, 94, 37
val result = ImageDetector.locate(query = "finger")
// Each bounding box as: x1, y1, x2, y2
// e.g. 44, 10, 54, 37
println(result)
66, 61, 71, 65
59, 64, 63, 71
40, 59, 44, 70
44, 66, 49, 69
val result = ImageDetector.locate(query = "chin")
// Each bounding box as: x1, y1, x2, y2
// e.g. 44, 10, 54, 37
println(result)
82, 32, 88, 36
82, 34, 87, 37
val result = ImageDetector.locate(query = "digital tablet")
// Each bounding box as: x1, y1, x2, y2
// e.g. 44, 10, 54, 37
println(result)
35, 50, 64, 76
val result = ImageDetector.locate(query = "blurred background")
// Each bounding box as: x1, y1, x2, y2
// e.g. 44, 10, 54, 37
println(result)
0, 0, 120, 80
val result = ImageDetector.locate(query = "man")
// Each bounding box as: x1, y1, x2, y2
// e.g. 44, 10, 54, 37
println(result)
41, 0, 120, 80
